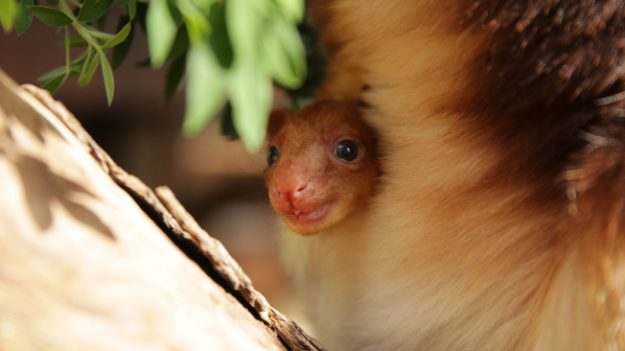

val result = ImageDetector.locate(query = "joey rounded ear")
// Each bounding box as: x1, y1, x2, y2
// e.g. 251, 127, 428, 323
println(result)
268, 109, 289, 137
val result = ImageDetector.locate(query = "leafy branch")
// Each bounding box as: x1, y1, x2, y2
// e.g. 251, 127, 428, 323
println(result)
0, 0, 306, 150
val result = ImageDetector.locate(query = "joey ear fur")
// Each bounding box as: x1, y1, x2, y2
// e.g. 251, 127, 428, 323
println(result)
268, 109, 289, 137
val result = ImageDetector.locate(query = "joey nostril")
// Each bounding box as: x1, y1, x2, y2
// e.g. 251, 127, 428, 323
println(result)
274, 187, 284, 199
294, 183, 309, 198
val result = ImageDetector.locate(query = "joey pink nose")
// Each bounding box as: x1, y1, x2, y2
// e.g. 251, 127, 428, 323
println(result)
285, 183, 311, 201
275, 180, 312, 204
293, 183, 309, 198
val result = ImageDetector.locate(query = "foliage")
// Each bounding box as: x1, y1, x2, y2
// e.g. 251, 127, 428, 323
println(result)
0, 0, 306, 150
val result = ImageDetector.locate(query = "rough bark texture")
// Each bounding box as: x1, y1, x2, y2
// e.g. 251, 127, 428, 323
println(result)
0, 69, 324, 351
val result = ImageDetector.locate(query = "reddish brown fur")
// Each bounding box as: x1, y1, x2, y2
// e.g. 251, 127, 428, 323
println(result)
265, 100, 379, 235
276, 1, 625, 350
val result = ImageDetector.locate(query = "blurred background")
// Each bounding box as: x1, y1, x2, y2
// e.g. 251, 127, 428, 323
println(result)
0, 20, 307, 325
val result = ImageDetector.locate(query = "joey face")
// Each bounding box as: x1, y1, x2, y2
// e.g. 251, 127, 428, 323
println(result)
264, 101, 379, 235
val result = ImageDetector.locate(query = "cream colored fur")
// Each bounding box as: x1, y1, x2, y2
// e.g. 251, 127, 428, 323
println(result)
278, 1, 614, 350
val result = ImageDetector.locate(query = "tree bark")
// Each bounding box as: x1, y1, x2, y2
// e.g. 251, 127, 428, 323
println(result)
0, 69, 324, 351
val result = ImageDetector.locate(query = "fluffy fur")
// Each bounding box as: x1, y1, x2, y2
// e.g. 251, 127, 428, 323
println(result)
279, 1, 625, 350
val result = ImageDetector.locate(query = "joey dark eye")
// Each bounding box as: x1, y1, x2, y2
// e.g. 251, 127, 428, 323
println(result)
267, 145, 280, 167
333, 140, 359, 162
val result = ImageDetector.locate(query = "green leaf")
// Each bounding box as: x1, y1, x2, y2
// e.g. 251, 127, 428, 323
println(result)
190, 0, 213, 14
0, 0, 18, 32
164, 52, 186, 101
135, 2, 148, 30
99, 52, 115, 105
182, 44, 225, 136
208, 2, 232, 68
41, 73, 67, 95
181, 13, 207, 46
77, 0, 112, 23
287, 22, 327, 101
219, 103, 238, 139
83, 25, 114, 40
166, 25, 189, 60
78, 49, 99, 87
30, 6, 71, 27
38, 67, 66, 83
15, 0, 33, 35
273, 0, 303, 22
68, 35, 87, 47
226, 0, 262, 57
262, 18, 305, 88
103, 23, 130, 48
112, 17, 134, 68
228, 59, 272, 151
146, 0, 177, 67
177, 0, 208, 44
37, 62, 81, 83
128, 0, 136, 19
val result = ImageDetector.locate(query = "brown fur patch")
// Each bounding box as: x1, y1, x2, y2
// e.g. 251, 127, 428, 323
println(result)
461, 1, 625, 183
463, 4, 625, 346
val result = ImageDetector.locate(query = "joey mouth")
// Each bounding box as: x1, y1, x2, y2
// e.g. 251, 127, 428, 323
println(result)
286, 204, 330, 222
281, 203, 333, 235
